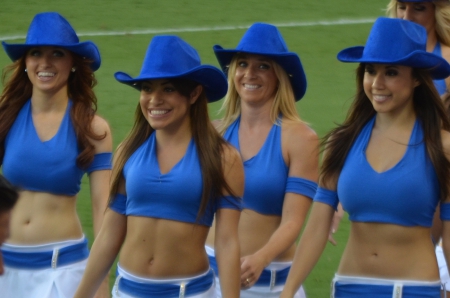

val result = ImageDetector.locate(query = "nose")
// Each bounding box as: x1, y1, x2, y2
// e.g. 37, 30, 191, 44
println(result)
244, 65, 257, 78
149, 90, 164, 105
38, 54, 52, 67
371, 72, 385, 90
401, 6, 413, 21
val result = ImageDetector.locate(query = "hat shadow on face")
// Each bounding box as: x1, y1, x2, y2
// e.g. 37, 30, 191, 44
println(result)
2, 12, 101, 71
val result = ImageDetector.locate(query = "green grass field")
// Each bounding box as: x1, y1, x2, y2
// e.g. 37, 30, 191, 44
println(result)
0, 1, 386, 296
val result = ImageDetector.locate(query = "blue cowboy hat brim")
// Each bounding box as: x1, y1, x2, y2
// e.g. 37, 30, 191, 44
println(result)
2, 40, 101, 71
115, 64, 228, 102
338, 46, 450, 80
213, 45, 307, 101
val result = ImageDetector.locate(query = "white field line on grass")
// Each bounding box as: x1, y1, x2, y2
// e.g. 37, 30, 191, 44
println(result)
0, 18, 376, 41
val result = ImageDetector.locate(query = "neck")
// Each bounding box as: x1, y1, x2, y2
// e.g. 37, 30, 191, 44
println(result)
155, 120, 193, 149
240, 99, 274, 128
374, 109, 416, 132
31, 87, 69, 113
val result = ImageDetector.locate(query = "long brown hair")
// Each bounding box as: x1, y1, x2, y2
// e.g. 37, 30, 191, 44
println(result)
110, 78, 237, 220
321, 64, 450, 200
0, 51, 105, 168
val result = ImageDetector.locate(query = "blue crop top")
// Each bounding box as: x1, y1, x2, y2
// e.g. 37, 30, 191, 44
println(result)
433, 42, 447, 95
109, 133, 241, 226
223, 117, 317, 216
314, 116, 440, 227
3, 99, 112, 196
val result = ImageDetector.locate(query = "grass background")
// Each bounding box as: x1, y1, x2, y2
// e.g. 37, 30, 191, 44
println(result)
0, 1, 386, 296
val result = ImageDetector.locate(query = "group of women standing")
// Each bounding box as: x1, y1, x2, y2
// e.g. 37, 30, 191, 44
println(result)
1, 1, 450, 298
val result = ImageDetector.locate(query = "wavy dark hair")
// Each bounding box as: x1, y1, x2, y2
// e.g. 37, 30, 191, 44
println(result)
321, 63, 450, 201
110, 78, 237, 220
0, 51, 105, 168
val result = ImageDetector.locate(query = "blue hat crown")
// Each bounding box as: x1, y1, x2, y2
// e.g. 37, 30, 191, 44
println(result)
2, 12, 101, 71
363, 18, 426, 61
25, 12, 80, 45
337, 17, 450, 79
138, 36, 202, 78
115, 35, 228, 102
234, 23, 289, 54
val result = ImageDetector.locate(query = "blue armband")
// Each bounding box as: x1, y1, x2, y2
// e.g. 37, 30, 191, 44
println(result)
86, 152, 113, 174
313, 187, 339, 211
285, 177, 317, 200
218, 195, 242, 211
440, 202, 450, 221
109, 193, 127, 215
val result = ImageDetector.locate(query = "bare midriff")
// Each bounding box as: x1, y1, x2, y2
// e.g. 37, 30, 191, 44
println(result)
206, 208, 295, 261
8, 190, 82, 244
119, 216, 210, 278
338, 222, 439, 280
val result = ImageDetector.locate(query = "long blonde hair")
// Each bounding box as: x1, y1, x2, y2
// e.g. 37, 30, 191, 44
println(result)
386, 0, 450, 46
217, 53, 303, 134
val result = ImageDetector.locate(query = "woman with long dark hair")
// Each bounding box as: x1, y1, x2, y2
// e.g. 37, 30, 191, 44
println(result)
281, 17, 450, 298
74, 35, 244, 298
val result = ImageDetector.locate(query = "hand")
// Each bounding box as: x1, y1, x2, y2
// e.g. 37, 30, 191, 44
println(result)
240, 254, 266, 289
328, 204, 344, 246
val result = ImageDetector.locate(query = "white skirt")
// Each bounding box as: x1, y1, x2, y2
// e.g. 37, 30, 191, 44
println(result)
0, 236, 88, 298
436, 245, 450, 292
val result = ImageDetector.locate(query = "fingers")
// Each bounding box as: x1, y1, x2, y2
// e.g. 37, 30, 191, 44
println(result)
240, 276, 254, 288
328, 232, 337, 246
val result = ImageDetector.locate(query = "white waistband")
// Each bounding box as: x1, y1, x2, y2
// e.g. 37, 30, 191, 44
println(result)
2, 235, 86, 252
117, 264, 211, 285
333, 274, 441, 286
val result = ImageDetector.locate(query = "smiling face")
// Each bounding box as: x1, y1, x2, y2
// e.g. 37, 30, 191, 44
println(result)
363, 63, 419, 116
396, 1, 436, 34
25, 46, 74, 98
233, 54, 279, 106
139, 79, 201, 133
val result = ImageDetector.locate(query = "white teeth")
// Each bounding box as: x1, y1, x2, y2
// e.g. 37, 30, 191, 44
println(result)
150, 110, 169, 115
373, 95, 389, 102
244, 84, 259, 89
38, 72, 55, 77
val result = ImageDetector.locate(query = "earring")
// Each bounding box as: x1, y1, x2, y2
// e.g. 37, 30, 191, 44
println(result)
71, 67, 76, 73
25, 69, 27, 72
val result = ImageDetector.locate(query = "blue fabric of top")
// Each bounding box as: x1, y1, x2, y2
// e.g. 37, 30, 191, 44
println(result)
315, 116, 439, 227
223, 116, 316, 216
113, 133, 241, 226
3, 99, 112, 196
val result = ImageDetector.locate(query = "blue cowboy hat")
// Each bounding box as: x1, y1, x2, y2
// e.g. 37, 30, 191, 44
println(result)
2, 12, 101, 71
337, 17, 450, 79
213, 22, 307, 101
115, 35, 228, 102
